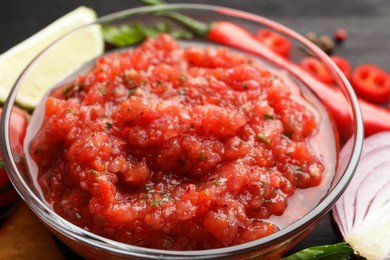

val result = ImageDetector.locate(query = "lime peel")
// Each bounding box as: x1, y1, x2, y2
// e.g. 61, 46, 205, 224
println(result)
0, 6, 103, 109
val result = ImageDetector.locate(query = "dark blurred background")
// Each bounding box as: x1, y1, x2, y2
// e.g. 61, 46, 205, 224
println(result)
0, 0, 389, 256
1, 0, 390, 70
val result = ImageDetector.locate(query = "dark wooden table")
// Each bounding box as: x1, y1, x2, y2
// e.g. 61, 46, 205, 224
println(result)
1, 0, 389, 258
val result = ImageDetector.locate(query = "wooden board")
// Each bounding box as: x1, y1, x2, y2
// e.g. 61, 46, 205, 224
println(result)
0, 202, 65, 260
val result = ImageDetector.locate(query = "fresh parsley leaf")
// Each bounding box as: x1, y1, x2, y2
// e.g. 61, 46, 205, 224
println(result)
102, 21, 193, 47
197, 151, 206, 161
151, 193, 170, 206
256, 134, 271, 144
102, 23, 145, 47
170, 30, 193, 40
106, 122, 113, 130
283, 243, 354, 260
90, 169, 101, 175
263, 114, 275, 120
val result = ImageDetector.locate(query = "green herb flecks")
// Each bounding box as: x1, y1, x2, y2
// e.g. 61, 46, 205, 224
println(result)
151, 192, 170, 206
282, 243, 353, 260
211, 178, 227, 186
75, 213, 82, 220
197, 151, 207, 161
145, 184, 153, 193
62, 83, 84, 98
90, 169, 101, 175
65, 108, 78, 114
212, 179, 220, 186
106, 122, 113, 130
128, 86, 138, 97
103, 21, 193, 47
177, 159, 186, 166
256, 134, 271, 144
63, 86, 72, 96
283, 130, 295, 139
100, 87, 108, 95
263, 114, 275, 120
145, 184, 155, 199
291, 165, 305, 175
140, 80, 148, 86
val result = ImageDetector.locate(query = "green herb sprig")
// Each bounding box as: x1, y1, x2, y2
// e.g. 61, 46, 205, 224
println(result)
283, 243, 354, 260
103, 21, 192, 47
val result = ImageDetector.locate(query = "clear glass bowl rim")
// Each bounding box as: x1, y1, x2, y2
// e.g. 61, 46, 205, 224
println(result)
0, 3, 364, 259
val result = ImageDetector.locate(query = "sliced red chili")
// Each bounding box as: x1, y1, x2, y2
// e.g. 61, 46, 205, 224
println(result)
352, 64, 390, 104
255, 29, 292, 59
301, 57, 334, 84
330, 56, 351, 80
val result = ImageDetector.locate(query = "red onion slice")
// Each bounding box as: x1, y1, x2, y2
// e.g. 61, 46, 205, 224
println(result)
332, 131, 390, 259
332, 205, 347, 236
366, 181, 390, 218
339, 148, 390, 233
338, 136, 390, 234
352, 161, 390, 233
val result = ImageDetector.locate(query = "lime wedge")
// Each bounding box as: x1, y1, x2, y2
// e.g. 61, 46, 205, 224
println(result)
0, 6, 104, 109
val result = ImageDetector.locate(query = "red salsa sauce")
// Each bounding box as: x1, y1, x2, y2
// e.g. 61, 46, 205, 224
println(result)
29, 34, 328, 250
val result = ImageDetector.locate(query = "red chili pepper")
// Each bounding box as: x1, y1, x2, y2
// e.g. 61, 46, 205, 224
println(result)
254, 29, 292, 58
139, 0, 390, 138
300, 56, 351, 84
330, 56, 352, 80
351, 64, 390, 104
301, 57, 334, 84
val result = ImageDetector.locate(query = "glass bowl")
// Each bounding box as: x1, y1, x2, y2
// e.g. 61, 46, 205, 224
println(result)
0, 4, 363, 259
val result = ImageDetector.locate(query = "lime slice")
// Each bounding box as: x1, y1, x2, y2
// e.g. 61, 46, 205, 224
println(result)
0, 6, 104, 109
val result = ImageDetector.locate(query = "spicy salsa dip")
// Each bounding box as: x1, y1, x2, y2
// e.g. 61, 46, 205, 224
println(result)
29, 34, 332, 250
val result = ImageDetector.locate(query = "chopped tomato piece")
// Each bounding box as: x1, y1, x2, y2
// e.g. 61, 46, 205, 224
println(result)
330, 56, 352, 80
352, 64, 390, 104
234, 221, 279, 245
255, 29, 292, 58
301, 57, 334, 84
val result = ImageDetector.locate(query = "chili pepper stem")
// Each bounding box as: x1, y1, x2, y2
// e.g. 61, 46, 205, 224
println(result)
140, 0, 166, 5
138, 0, 211, 37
